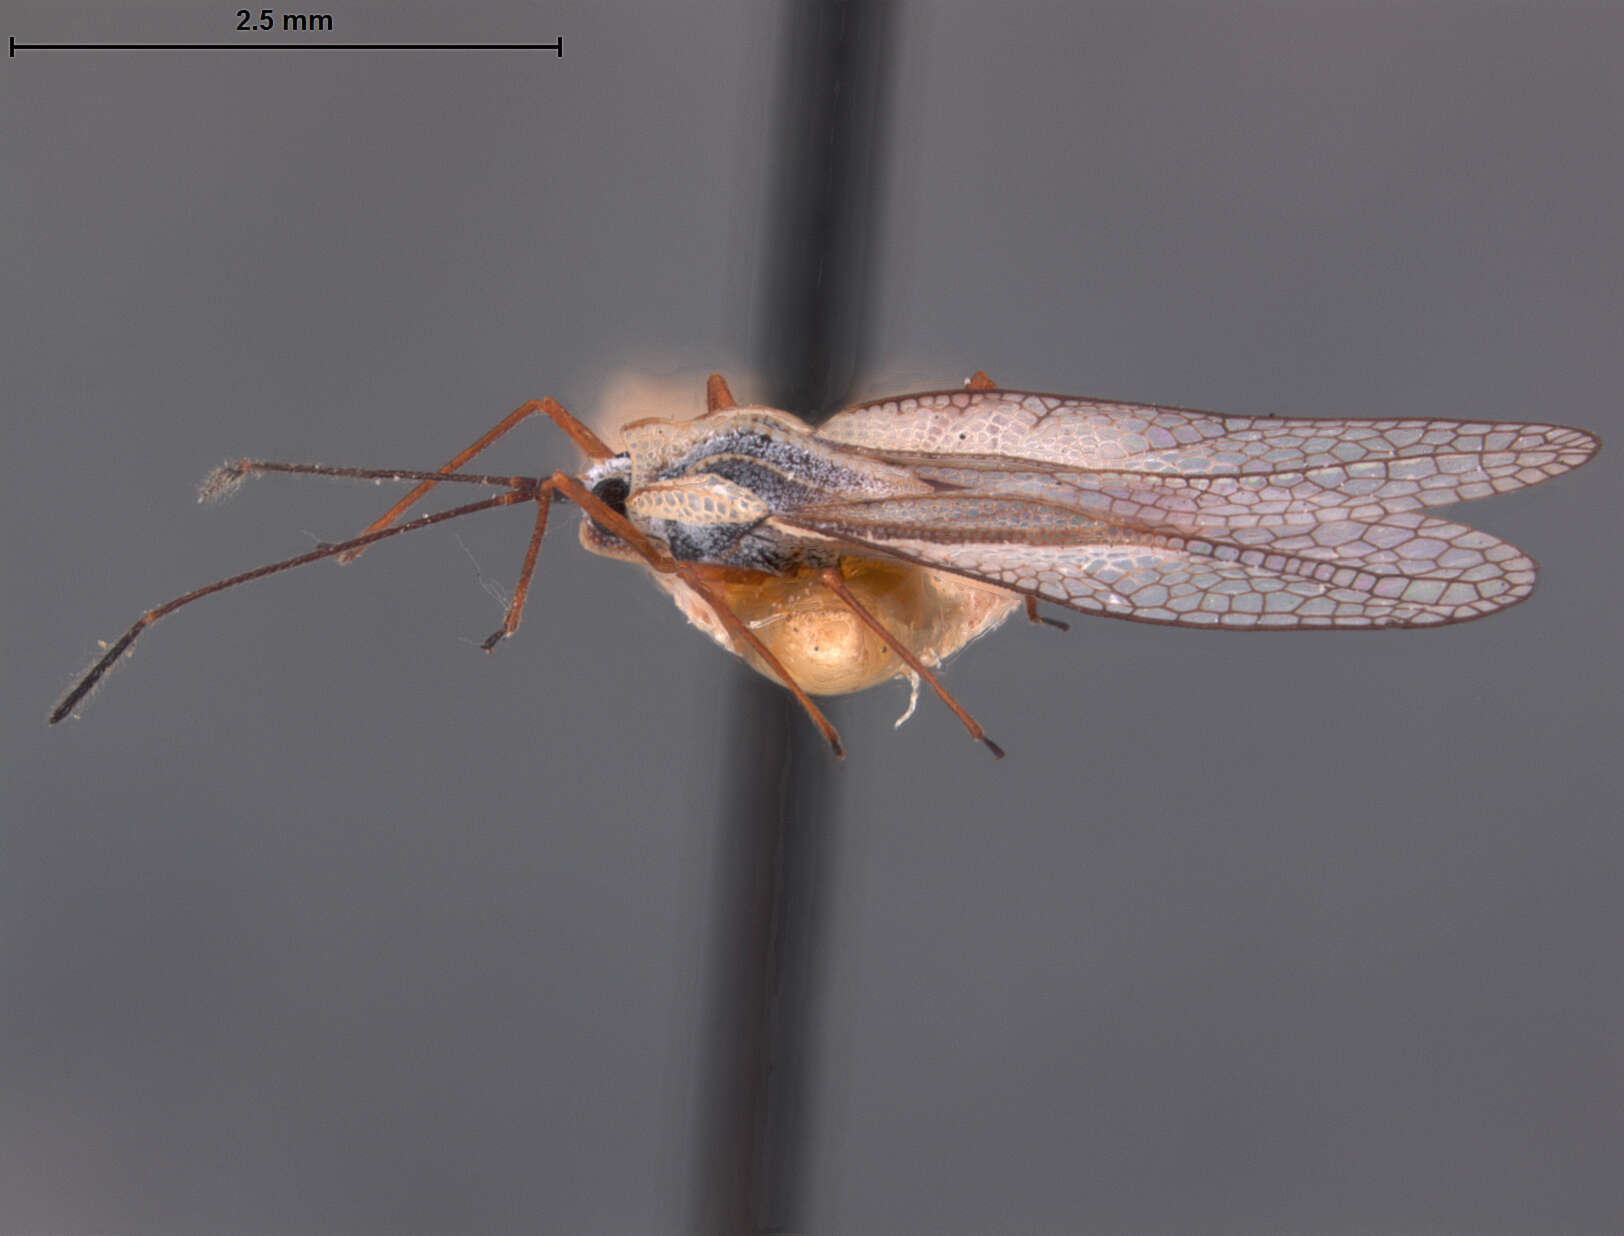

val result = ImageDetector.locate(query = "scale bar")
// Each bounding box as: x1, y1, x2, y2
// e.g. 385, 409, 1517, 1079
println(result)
10, 38, 562, 56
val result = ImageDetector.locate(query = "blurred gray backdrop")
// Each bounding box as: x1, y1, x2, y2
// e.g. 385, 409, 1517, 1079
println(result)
5, 2, 1621, 1232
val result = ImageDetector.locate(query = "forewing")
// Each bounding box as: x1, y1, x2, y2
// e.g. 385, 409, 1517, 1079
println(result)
802, 388, 1594, 628
784, 494, 1539, 628
817, 388, 1599, 518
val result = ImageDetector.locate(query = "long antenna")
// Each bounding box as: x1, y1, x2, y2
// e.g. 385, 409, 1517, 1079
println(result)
50, 488, 528, 723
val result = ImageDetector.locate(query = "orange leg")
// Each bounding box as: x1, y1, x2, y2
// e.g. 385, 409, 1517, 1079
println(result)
1025, 596, 1070, 631
480, 489, 553, 651
706, 372, 737, 411
818, 567, 1004, 758
549, 472, 846, 759
339, 396, 613, 563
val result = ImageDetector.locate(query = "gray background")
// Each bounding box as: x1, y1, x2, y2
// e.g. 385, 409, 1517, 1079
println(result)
5, 2, 1621, 1232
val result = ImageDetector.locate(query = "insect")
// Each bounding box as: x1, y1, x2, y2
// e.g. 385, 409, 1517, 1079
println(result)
51, 371, 1599, 758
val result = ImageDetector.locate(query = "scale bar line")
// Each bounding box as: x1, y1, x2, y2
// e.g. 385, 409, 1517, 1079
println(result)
10, 40, 562, 56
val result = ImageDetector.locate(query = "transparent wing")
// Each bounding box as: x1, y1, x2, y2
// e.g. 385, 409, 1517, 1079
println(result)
817, 388, 1599, 520
802, 387, 1596, 628
782, 494, 1538, 628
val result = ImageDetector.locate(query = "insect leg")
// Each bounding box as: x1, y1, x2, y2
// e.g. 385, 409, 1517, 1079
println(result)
50, 490, 530, 724
818, 567, 1004, 758
706, 372, 737, 411
340, 396, 613, 564
1024, 596, 1070, 631
673, 565, 847, 758
479, 487, 553, 651
547, 471, 847, 759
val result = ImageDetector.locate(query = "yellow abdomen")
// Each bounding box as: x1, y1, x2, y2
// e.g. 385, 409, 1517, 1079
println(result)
653, 556, 1019, 695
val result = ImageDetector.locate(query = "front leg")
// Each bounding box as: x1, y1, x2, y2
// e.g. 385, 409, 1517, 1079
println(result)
341, 396, 615, 563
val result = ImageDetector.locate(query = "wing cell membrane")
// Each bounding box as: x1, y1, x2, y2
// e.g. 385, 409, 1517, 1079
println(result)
800, 387, 1597, 629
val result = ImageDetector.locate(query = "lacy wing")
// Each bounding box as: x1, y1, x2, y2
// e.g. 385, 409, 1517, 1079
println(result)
816, 389, 1599, 522
782, 493, 1539, 629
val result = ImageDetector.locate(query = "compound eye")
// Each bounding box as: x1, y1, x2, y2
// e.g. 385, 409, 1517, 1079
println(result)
590, 476, 630, 517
